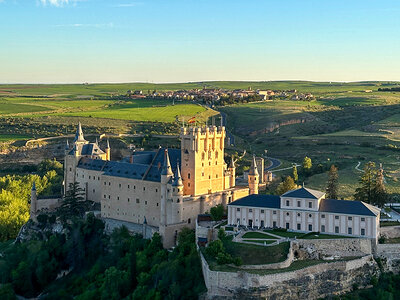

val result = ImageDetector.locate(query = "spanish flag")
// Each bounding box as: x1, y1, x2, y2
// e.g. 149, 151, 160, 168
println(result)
188, 116, 196, 124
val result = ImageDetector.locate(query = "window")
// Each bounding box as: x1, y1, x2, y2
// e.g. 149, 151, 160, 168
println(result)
273, 221, 277, 227
335, 216, 339, 220
261, 210, 265, 214
109, 182, 111, 185
249, 209, 253, 213
103, 195, 106, 198
309, 214, 312, 218
308, 202, 312, 208
237, 218, 240, 224
286, 223, 290, 229
93, 189, 95, 193
348, 216, 352, 221
361, 217, 365, 222
128, 185, 130, 189
273, 211, 277, 215
188, 173, 191, 179
143, 187, 146, 191
297, 201, 301, 207
188, 218, 191, 224
286, 200, 290, 206
321, 214, 325, 219
286, 212, 290, 216
117, 196, 119, 200
321, 225, 325, 232
308, 224, 312, 231
136, 199, 140, 204
297, 213, 301, 217
145, 201, 147, 205
361, 228, 365, 236
348, 227, 352, 235
237, 208, 240, 212
297, 223, 301, 230
104, 182, 106, 185
128, 198, 130, 202
156, 189, 158, 193
335, 226, 339, 233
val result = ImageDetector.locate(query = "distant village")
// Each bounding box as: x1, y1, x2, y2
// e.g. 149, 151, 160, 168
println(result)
126, 87, 315, 104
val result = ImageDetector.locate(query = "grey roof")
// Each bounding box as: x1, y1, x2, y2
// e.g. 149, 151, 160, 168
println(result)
77, 148, 181, 183
282, 187, 325, 199
69, 143, 105, 156
228, 194, 281, 209
319, 199, 379, 216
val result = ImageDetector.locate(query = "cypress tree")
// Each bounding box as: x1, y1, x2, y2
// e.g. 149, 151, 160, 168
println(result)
354, 162, 376, 204
292, 165, 298, 182
326, 165, 339, 199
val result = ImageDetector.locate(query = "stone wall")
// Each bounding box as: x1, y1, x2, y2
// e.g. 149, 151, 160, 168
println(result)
201, 253, 378, 299
380, 226, 400, 239
296, 238, 373, 258
37, 198, 62, 212
376, 243, 400, 272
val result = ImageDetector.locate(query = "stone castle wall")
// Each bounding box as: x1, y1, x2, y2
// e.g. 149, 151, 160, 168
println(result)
200, 253, 378, 299
296, 238, 373, 258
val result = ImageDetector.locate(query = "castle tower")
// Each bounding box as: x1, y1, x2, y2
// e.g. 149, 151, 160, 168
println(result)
74, 122, 87, 145
248, 155, 259, 195
228, 155, 236, 188
160, 149, 173, 226
30, 182, 38, 222
180, 126, 226, 196
105, 139, 111, 161
172, 163, 184, 223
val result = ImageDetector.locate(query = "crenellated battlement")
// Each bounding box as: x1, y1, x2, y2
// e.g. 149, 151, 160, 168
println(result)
180, 126, 225, 138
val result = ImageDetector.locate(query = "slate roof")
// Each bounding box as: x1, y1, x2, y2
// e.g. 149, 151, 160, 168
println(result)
228, 194, 281, 209
77, 148, 181, 183
282, 187, 325, 199
68, 142, 105, 156
319, 199, 379, 217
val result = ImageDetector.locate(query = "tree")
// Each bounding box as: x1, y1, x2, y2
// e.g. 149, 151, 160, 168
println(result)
354, 162, 376, 204
302, 156, 312, 171
58, 182, 90, 222
277, 176, 298, 195
292, 165, 298, 182
372, 166, 388, 207
326, 165, 339, 199
210, 204, 225, 221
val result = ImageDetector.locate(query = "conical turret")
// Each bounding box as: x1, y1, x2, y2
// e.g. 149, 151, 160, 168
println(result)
105, 139, 111, 161
65, 139, 69, 150
173, 163, 183, 187
161, 149, 173, 176
249, 155, 259, 176
73, 122, 86, 143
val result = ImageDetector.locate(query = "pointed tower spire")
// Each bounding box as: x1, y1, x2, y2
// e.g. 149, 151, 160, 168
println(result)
95, 137, 98, 145
173, 162, 183, 186
106, 139, 110, 149
249, 155, 259, 176
161, 149, 173, 176
32, 182, 36, 191
105, 139, 111, 161
73, 122, 86, 143
65, 139, 69, 150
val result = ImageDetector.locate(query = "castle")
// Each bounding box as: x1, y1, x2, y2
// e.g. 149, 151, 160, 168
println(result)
62, 123, 251, 247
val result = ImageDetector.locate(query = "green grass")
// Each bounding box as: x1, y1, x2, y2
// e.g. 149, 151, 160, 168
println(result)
385, 237, 400, 244
242, 240, 275, 244
298, 232, 352, 239
223, 239, 290, 265
242, 232, 278, 239
380, 221, 400, 227
0, 102, 51, 115
264, 229, 302, 238
0, 134, 32, 142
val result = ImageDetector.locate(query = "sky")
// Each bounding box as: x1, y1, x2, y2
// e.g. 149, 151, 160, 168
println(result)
0, 0, 399, 83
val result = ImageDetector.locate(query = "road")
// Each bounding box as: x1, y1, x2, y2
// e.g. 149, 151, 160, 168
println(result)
265, 157, 282, 171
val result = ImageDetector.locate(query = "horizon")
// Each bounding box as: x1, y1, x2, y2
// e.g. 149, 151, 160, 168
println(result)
1, 0, 400, 83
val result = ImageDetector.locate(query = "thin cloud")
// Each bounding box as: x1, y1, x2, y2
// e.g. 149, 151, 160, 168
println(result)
113, 2, 143, 7
55, 22, 114, 28
39, 0, 84, 7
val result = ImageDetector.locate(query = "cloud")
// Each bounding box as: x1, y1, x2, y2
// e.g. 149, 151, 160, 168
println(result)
113, 2, 143, 7
55, 22, 114, 28
39, 0, 84, 7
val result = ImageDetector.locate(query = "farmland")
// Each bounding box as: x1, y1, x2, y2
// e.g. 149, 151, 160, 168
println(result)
2, 81, 400, 199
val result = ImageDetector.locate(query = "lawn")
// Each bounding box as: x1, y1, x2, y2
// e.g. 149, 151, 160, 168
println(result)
0, 102, 51, 115
242, 240, 275, 245
223, 239, 290, 265
264, 229, 302, 238
0, 134, 31, 142
380, 221, 400, 227
242, 232, 278, 239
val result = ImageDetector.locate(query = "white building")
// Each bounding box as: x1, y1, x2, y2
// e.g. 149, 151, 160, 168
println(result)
227, 187, 380, 239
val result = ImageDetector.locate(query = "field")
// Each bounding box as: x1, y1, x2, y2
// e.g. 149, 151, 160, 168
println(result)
2, 81, 400, 199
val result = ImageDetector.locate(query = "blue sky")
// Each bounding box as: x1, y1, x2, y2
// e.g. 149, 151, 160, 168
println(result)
0, 0, 399, 83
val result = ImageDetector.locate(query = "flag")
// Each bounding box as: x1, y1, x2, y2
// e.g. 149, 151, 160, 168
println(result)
188, 117, 196, 124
